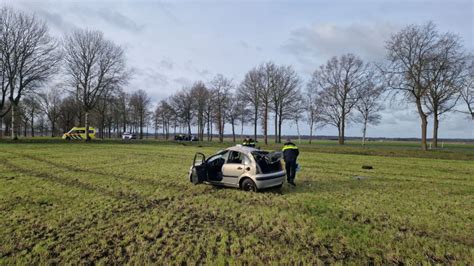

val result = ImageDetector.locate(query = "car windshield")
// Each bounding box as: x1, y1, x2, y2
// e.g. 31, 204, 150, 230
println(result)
206, 150, 228, 163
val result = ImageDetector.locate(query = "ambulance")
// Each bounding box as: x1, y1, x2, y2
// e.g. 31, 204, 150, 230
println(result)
62, 127, 96, 140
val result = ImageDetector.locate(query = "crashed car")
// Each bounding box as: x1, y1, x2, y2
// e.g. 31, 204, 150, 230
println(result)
122, 132, 137, 140
189, 145, 285, 192
175, 134, 198, 141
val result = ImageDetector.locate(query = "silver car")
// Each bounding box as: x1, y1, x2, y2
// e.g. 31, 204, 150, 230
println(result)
189, 145, 285, 192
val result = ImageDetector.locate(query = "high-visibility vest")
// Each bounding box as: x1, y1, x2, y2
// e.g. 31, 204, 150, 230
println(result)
282, 144, 298, 151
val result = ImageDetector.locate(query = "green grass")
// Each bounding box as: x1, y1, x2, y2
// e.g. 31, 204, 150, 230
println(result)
0, 139, 473, 264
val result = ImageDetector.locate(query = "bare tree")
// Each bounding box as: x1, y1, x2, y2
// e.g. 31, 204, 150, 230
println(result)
384, 22, 462, 150
460, 55, 474, 120
239, 68, 261, 141
170, 89, 194, 136
311, 54, 368, 145
156, 99, 173, 140
58, 95, 77, 134
204, 96, 213, 141
269, 65, 301, 143
129, 89, 151, 139
355, 71, 384, 145
210, 74, 232, 143
190, 81, 208, 141
236, 96, 250, 140
304, 83, 325, 144
64, 29, 128, 141
21, 95, 40, 137
288, 94, 305, 144
227, 92, 242, 143
114, 91, 130, 134
276, 67, 301, 143
258, 62, 279, 145
0, 43, 8, 118
0, 7, 61, 140
93, 86, 122, 139
38, 85, 63, 137
422, 35, 466, 147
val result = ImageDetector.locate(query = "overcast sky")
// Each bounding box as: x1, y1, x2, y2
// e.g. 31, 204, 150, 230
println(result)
6, 0, 474, 139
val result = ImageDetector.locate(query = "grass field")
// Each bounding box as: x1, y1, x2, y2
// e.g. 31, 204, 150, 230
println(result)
0, 139, 473, 264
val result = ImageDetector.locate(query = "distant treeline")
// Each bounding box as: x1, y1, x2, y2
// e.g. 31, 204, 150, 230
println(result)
0, 6, 472, 151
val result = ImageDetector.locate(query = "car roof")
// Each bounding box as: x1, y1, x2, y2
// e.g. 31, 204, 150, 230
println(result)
226, 145, 259, 154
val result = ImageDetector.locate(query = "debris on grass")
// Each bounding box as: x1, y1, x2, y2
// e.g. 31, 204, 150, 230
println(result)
353, 176, 371, 180
362, 165, 373, 169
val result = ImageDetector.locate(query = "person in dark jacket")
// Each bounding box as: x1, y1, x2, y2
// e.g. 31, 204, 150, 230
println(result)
282, 139, 299, 186
242, 136, 256, 147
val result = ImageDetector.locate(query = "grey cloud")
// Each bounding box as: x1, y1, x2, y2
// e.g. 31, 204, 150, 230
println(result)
35, 9, 77, 33
97, 8, 144, 32
240, 41, 263, 53
136, 67, 169, 87
196, 69, 211, 77
239, 41, 250, 49
159, 58, 174, 70
69, 5, 144, 33
283, 22, 400, 66
173, 77, 193, 87
183, 59, 211, 78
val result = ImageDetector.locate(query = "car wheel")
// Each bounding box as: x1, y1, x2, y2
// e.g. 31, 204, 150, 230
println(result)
241, 178, 257, 192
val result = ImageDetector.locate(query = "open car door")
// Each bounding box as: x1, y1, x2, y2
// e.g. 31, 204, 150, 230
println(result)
191, 153, 207, 184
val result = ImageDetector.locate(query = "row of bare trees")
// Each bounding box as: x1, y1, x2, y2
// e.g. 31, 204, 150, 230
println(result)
155, 22, 472, 150
0, 7, 129, 140
384, 22, 472, 150
1, 6, 472, 149
0, 85, 155, 139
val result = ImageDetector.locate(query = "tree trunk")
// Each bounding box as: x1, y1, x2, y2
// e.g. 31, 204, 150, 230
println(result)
278, 111, 283, 143
337, 123, 341, 144
31, 115, 34, 137
23, 120, 27, 137
295, 119, 301, 144
309, 120, 314, 144
0, 116, 3, 139
219, 116, 224, 143
51, 122, 55, 138
263, 105, 268, 145
139, 117, 144, 139
210, 117, 213, 141
362, 118, 368, 146
274, 109, 278, 143
85, 111, 90, 141
339, 115, 345, 145
433, 113, 439, 148
415, 99, 428, 151
11, 103, 17, 140
421, 116, 428, 151
240, 120, 244, 141
232, 121, 235, 143
207, 114, 210, 141
253, 107, 258, 141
